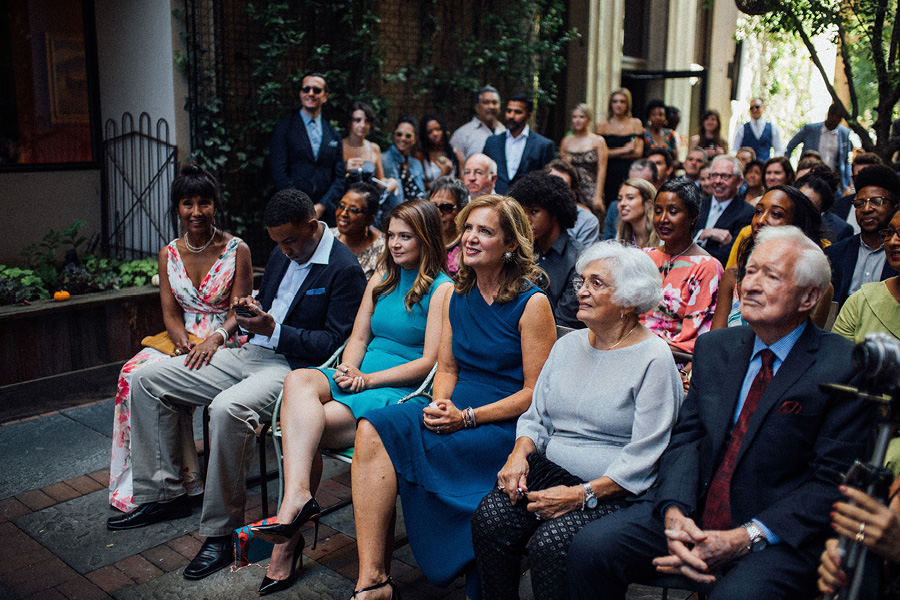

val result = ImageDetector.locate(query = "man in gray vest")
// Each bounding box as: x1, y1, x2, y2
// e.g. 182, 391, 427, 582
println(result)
732, 99, 784, 162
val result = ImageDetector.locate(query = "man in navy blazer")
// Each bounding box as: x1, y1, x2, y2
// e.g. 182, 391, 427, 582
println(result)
568, 227, 872, 600
825, 164, 900, 306
695, 155, 754, 265
110, 189, 366, 580
482, 93, 555, 195
269, 73, 345, 225
786, 104, 853, 190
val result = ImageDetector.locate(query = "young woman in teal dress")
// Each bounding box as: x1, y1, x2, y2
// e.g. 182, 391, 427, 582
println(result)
349, 195, 558, 600
251, 199, 453, 595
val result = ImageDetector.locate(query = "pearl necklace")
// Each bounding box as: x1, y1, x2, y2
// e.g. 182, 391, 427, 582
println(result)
184, 226, 216, 254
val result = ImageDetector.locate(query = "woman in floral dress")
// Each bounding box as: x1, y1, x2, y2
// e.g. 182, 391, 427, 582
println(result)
639, 178, 722, 354
109, 164, 252, 512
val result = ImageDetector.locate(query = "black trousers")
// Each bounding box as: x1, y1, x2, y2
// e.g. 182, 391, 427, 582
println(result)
565, 500, 822, 600
471, 453, 624, 600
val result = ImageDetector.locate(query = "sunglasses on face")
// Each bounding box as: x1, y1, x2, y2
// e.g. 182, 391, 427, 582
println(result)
435, 202, 457, 215
750, 105, 762, 110
880, 228, 900, 242
394, 132, 413, 139
852, 196, 890, 209
337, 203, 365, 216
302, 86, 324, 95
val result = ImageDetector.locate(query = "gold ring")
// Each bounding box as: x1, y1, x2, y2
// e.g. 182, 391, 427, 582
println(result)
859, 522, 866, 534
856, 531, 866, 543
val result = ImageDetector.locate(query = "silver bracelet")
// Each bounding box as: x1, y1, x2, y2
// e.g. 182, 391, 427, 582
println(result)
214, 327, 229, 345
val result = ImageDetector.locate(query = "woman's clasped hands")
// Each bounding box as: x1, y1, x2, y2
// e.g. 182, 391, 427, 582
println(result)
333, 363, 369, 393
423, 399, 465, 435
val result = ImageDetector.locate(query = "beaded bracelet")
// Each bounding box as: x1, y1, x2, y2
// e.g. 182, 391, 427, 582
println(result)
214, 327, 229, 345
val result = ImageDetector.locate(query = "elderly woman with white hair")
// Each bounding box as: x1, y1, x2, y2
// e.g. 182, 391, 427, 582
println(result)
471, 241, 685, 600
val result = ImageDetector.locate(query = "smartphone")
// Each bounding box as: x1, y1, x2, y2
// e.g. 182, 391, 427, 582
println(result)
233, 305, 255, 318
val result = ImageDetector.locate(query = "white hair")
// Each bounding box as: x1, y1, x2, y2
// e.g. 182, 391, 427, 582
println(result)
465, 153, 497, 177
752, 226, 831, 294
575, 241, 663, 314
711, 154, 744, 177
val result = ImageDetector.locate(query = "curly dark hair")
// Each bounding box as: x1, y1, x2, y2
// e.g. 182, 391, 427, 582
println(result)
855, 164, 900, 202
345, 182, 381, 217
508, 171, 578, 230
264, 189, 315, 227
795, 166, 839, 212
170, 162, 219, 226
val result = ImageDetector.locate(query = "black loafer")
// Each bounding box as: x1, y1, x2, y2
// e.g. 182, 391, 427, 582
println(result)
183, 535, 232, 580
106, 495, 191, 531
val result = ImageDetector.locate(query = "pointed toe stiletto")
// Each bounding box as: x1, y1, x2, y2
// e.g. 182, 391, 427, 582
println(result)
258, 534, 305, 596
350, 577, 400, 600
252, 497, 321, 549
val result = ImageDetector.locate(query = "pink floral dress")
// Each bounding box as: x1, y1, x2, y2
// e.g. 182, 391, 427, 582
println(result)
639, 247, 723, 353
109, 237, 243, 512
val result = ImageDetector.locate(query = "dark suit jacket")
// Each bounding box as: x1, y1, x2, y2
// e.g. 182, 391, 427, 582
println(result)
696, 196, 754, 265
822, 211, 853, 244
831, 193, 854, 220
255, 239, 366, 370
652, 324, 871, 558
482, 130, 555, 195
824, 234, 897, 306
785, 122, 853, 189
269, 112, 346, 223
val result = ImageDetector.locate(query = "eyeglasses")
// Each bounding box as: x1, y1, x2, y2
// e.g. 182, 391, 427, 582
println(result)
709, 173, 737, 180
572, 276, 613, 293
852, 196, 890, 209
394, 132, 413, 139
879, 228, 900, 242
434, 202, 457, 215
463, 169, 488, 177
336, 203, 365, 216
301, 85, 324, 95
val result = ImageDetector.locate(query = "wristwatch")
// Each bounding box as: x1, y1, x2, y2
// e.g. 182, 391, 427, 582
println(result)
581, 482, 598, 510
742, 521, 768, 552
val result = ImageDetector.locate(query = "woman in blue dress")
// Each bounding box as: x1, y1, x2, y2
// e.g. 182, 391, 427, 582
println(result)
252, 199, 453, 595
350, 195, 558, 600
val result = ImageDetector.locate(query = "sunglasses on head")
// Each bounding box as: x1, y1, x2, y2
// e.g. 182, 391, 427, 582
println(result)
302, 85, 324, 95
435, 202, 457, 215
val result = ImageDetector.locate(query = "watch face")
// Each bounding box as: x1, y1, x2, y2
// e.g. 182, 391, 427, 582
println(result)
586, 497, 598, 509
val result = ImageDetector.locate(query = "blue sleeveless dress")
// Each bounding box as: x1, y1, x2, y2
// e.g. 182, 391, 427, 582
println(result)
315, 268, 451, 419
365, 283, 543, 599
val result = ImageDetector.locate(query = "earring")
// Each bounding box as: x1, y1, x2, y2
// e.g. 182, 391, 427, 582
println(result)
503, 251, 514, 263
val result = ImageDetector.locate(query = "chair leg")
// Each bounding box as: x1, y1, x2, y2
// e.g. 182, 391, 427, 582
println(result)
258, 422, 270, 518
661, 588, 668, 600
201, 407, 210, 479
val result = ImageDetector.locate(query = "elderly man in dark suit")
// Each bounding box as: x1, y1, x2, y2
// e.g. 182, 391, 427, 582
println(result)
108, 189, 366, 580
825, 164, 900, 306
786, 104, 853, 191
567, 225, 873, 600
695, 155, 754, 265
482, 93, 555, 195
269, 73, 345, 225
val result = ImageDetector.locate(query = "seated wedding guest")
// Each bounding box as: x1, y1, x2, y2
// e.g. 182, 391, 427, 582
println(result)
349, 194, 557, 600
428, 176, 469, 273
642, 178, 723, 353
743, 160, 765, 204
689, 109, 728, 159
682, 148, 708, 185
568, 226, 873, 600
712, 186, 833, 330
832, 208, 900, 343
417, 113, 464, 188
796, 166, 853, 243
764, 156, 795, 190
695, 155, 753, 266
107, 189, 366, 581
332, 183, 386, 280
463, 153, 499, 200
509, 171, 583, 328
109, 163, 252, 513
472, 241, 683, 600
602, 159, 659, 241
382, 116, 426, 209
818, 480, 900, 599
546, 158, 602, 246
794, 154, 824, 180
252, 199, 453, 595
698, 164, 714, 197
342, 101, 397, 195
615, 178, 659, 248
826, 164, 900, 306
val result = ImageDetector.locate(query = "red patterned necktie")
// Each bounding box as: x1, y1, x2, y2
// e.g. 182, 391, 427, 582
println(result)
701, 349, 776, 530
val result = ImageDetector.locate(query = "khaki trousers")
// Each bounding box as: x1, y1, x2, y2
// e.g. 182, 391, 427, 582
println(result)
130, 345, 291, 536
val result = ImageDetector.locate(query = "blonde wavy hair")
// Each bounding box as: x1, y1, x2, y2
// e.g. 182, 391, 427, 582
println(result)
607, 88, 633, 119
616, 178, 660, 248
452, 194, 544, 304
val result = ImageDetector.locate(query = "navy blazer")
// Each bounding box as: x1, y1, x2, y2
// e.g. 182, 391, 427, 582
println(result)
254, 239, 366, 370
785, 122, 852, 189
652, 324, 871, 557
482, 130, 555, 195
696, 196, 755, 265
824, 233, 897, 306
269, 112, 346, 223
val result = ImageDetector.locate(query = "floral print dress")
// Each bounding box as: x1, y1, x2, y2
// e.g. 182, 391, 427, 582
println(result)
639, 247, 723, 353
109, 237, 243, 512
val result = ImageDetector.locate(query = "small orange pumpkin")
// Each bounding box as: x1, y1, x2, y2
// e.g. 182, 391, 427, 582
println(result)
54, 290, 71, 301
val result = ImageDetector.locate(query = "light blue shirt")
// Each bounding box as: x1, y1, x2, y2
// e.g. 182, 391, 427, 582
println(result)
504, 125, 530, 181
249, 224, 334, 350
301, 111, 322, 159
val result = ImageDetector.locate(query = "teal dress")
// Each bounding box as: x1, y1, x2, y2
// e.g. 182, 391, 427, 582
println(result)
365, 283, 543, 600
315, 268, 451, 419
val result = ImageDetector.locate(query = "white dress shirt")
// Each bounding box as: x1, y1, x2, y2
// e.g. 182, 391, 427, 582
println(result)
504, 125, 530, 181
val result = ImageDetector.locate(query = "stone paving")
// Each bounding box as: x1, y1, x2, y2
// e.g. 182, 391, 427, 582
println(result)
0, 397, 689, 599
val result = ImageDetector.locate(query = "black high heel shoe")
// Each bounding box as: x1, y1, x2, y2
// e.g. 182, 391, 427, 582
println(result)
258, 533, 305, 596
252, 497, 321, 549
350, 576, 400, 600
